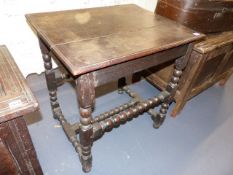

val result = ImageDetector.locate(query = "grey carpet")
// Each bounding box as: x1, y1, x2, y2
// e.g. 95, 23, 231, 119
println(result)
25, 74, 233, 175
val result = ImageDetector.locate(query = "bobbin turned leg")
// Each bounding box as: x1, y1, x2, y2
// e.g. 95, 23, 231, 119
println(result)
152, 62, 183, 128
39, 40, 59, 119
75, 73, 95, 173
152, 43, 194, 128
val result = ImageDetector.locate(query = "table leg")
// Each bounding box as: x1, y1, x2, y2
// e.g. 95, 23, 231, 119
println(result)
152, 43, 194, 128
118, 77, 126, 94
75, 73, 95, 173
39, 40, 59, 119
132, 72, 141, 83
152, 66, 182, 128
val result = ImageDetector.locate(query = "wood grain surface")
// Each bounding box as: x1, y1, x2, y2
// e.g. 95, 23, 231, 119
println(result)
156, 0, 233, 33
26, 4, 204, 76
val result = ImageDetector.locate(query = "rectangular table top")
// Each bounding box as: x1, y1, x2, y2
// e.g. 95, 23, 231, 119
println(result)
26, 4, 204, 76
0, 45, 38, 122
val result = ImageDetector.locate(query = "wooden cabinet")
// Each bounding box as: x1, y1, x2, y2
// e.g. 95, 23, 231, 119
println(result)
145, 32, 233, 116
0, 45, 43, 175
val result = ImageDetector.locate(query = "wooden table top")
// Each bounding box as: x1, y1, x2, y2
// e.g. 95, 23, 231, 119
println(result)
0, 45, 38, 122
26, 4, 205, 76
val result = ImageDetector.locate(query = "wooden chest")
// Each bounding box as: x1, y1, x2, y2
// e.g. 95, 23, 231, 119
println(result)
156, 0, 233, 33
0, 45, 43, 175
145, 32, 233, 116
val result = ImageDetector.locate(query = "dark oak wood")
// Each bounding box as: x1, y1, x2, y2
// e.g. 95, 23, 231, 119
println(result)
145, 31, 233, 116
26, 4, 204, 76
156, 0, 233, 34
0, 45, 43, 175
26, 4, 204, 172
0, 138, 19, 175
75, 74, 95, 173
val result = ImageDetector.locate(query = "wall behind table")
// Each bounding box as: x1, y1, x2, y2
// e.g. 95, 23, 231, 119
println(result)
0, 0, 157, 77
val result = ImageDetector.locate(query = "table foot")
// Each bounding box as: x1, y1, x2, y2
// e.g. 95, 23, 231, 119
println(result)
152, 103, 169, 129
81, 153, 92, 173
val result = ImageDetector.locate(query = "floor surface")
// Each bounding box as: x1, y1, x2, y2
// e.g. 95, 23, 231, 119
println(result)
25, 74, 233, 175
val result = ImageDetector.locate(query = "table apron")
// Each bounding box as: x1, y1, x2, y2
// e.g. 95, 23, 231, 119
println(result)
92, 44, 188, 87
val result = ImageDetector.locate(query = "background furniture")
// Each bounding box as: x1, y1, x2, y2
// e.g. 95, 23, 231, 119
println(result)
144, 0, 233, 116
145, 32, 233, 116
26, 4, 204, 172
156, 0, 233, 33
0, 45, 43, 175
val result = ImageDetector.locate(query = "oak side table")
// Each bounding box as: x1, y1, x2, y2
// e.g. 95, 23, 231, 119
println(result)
26, 4, 204, 172
0, 45, 43, 175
